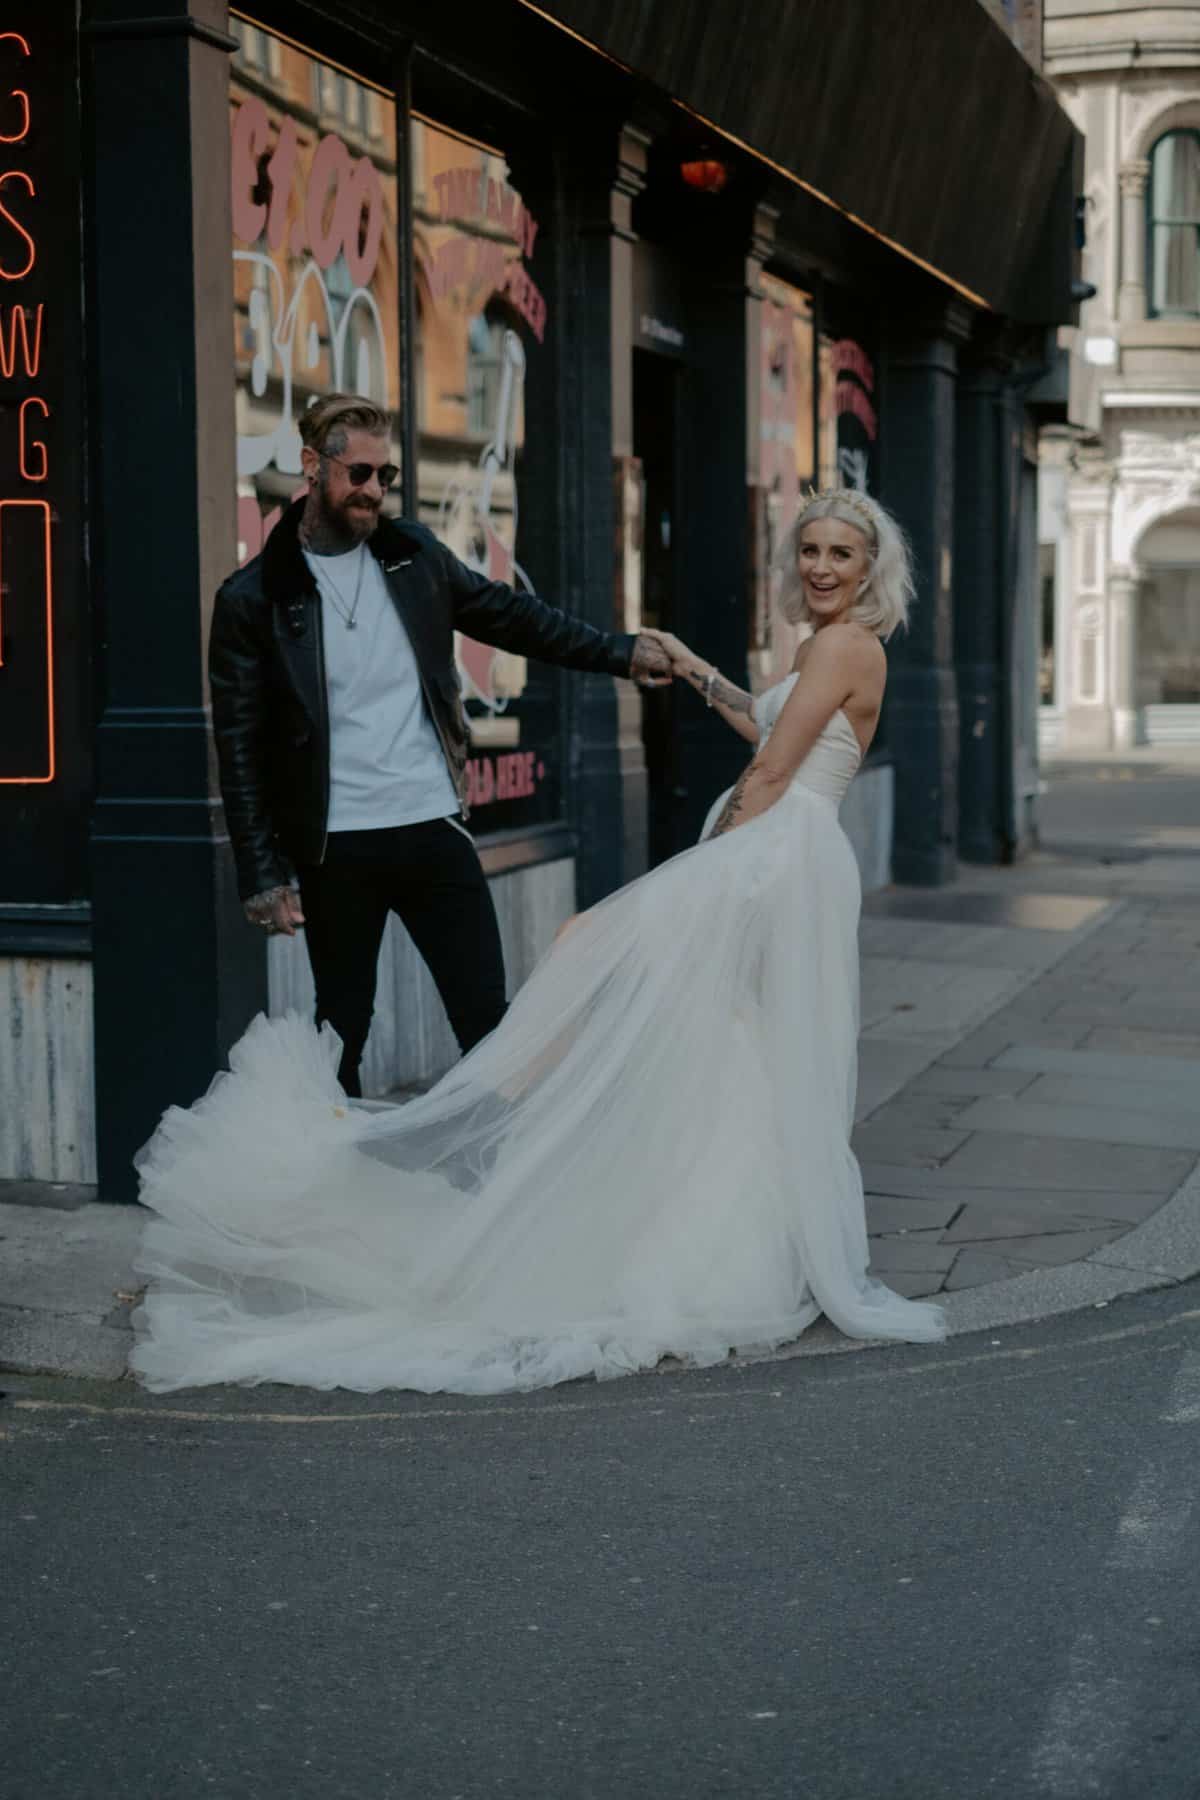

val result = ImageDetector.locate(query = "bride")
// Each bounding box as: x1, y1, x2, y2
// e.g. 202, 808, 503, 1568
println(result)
131, 489, 946, 1395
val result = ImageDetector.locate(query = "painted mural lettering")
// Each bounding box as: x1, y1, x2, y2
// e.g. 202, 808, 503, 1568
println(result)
465, 750, 544, 808
426, 163, 547, 344
232, 94, 391, 489
832, 338, 878, 442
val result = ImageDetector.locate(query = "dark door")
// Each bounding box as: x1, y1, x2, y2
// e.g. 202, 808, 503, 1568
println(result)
633, 348, 686, 867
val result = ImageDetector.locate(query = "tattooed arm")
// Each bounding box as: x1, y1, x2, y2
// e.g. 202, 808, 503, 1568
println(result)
709, 624, 883, 838
637, 630, 760, 745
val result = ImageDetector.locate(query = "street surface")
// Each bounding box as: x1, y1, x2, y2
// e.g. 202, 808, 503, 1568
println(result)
4, 1283, 1200, 1799
5, 751, 1200, 1798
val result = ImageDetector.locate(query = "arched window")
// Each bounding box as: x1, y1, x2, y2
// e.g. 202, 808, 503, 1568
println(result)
1148, 130, 1200, 318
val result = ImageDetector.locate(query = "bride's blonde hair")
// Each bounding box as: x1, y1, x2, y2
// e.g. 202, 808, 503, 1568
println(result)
775, 489, 913, 639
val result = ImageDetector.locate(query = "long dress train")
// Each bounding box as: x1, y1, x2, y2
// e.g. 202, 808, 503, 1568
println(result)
130, 675, 945, 1394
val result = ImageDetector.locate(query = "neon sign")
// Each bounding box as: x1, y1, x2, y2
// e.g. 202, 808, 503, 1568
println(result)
0, 29, 55, 784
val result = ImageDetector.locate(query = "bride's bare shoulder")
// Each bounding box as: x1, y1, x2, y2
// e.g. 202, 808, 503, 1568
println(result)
793, 622, 885, 677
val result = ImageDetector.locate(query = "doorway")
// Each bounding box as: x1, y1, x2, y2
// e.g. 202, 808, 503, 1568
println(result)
633, 348, 685, 866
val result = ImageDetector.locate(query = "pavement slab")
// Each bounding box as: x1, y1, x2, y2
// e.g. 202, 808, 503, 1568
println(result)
908, 1067, 1039, 1099
951, 1229, 1120, 1267
944, 1249, 1030, 1290
992, 1045, 1200, 1085
1081, 1026, 1200, 1057
949, 1098, 1200, 1153
864, 1194, 964, 1234
937, 1130, 1196, 1193
942, 1201, 1132, 1242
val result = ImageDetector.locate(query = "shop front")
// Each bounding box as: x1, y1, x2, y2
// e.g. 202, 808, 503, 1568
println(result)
2, 0, 1081, 1199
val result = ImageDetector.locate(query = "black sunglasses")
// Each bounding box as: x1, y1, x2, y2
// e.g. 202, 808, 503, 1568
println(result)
323, 452, 399, 491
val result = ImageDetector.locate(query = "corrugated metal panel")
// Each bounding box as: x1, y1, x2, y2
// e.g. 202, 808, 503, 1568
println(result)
0, 958, 97, 1182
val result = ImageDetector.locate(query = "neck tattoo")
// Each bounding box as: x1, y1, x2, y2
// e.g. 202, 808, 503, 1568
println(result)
306, 537, 367, 630
299, 505, 359, 558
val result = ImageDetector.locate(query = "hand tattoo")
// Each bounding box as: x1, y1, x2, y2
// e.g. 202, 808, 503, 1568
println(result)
630, 634, 672, 684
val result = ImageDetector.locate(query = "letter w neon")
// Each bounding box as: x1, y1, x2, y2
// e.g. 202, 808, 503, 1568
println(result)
0, 302, 42, 378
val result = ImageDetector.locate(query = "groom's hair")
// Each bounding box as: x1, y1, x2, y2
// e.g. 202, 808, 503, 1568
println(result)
300, 393, 393, 460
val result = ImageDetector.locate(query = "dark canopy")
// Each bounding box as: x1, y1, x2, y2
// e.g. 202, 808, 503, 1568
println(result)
531, 0, 1082, 322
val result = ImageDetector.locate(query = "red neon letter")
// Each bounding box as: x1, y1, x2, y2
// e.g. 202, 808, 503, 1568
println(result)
0, 170, 34, 279
18, 396, 48, 480
0, 301, 42, 376
0, 33, 30, 147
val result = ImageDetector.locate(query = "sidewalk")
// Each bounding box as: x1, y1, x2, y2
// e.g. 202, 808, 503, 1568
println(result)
3, 753, 1199, 1381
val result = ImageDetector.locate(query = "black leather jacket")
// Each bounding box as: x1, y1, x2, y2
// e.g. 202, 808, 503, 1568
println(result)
209, 499, 636, 901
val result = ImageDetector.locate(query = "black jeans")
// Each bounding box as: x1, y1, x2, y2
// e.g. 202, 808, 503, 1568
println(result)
296, 818, 507, 1097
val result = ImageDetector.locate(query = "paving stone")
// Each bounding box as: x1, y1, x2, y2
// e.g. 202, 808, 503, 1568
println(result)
1081, 1026, 1200, 1057
1085, 953, 1200, 985
859, 1093, 976, 1132
867, 1228, 957, 1268
858, 1176, 1167, 1226
908, 1067, 1038, 1099
863, 1193, 963, 1234
859, 962, 1022, 1040
935, 1023, 1088, 1068
993, 1045, 1200, 1084
1051, 997, 1200, 1032
1020, 1072, 1200, 1123
854, 1038, 946, 1122
850, 1123, 969, 1169
944, 1249, 1030, 1290
953, 1229, 1123, 1267
870, 1267, 947, 1300
950, 1097, 1200, 1152
939, 1130, 1195, 1193
942, 1201, 1132, 1242
862, 891, 1111, 931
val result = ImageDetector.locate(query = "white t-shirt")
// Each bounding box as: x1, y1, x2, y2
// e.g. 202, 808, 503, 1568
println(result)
303, 543, 460, 832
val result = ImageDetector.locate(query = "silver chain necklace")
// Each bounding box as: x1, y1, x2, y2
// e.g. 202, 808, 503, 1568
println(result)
312, 544, 366, 630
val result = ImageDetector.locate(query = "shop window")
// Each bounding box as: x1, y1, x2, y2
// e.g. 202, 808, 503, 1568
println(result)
1148, 131, 1200, 318
411, 113, 559, 833
756, 275, 815, 662
230, 18, 278, 79
466, 305, 526, 441
312, 63, 373, 142
230, 22, 399, 560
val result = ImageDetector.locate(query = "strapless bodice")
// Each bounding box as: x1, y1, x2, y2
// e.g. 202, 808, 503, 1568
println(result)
753, 673, 863, 805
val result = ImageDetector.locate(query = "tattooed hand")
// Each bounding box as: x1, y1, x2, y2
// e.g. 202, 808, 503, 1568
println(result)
629, 633, 673, 688
244, 885, 305, 936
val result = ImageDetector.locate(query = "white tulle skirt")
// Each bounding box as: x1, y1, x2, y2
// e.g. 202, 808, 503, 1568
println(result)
130, 785, 945, 1395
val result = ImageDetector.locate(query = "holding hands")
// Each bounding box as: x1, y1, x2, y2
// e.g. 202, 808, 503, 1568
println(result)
637, 629, 759, 742
637, 628, 702, 681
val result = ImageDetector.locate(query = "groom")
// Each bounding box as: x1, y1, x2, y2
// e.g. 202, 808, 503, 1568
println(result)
210, 392, 671, 1096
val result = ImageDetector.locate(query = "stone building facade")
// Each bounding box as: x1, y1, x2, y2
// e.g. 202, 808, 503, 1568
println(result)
1040, 1, 1200, 750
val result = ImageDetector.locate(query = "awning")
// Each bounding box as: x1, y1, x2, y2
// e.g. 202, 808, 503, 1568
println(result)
519, 0, 1082, 322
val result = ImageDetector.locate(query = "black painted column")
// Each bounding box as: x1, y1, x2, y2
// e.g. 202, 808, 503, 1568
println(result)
551, 129, 638, 908
954, 343, 1010, 864
673, 216, 760, 851
949, 338, 1021, 871
85, 0, 265, 1200
878, 309, 967, 887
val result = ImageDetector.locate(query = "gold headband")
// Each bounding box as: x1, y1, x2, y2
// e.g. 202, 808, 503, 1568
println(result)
797, 486, 878, 546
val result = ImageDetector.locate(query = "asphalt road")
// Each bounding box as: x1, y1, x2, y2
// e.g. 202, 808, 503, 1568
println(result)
5, 1284, 1200, 1799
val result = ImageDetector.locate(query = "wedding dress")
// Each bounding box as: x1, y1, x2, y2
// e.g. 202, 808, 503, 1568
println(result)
130, 674, 945, 1395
